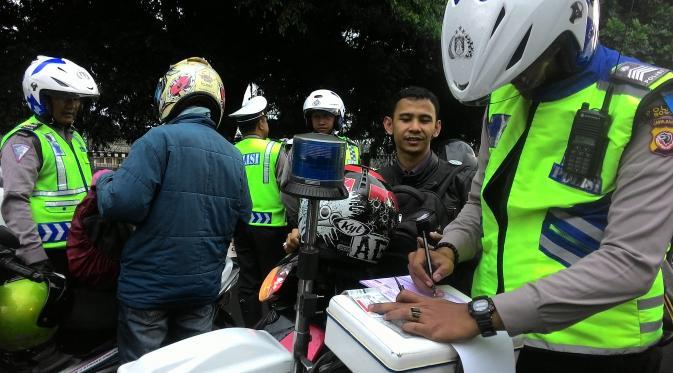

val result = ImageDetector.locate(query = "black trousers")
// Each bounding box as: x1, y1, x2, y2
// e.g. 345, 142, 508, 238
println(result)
516, 345, 662, 373
234, 224, 288, 327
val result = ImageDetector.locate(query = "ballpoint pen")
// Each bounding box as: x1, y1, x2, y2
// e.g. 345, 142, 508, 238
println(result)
394, 276, 404, 291
415, 212, 438, 296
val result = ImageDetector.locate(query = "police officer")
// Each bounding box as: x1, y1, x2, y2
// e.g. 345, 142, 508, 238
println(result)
372, 1, 673, 372
301, 89, 359, 164
281, 90, 361, 251
231, 96, 290, 327
1, 56, 98, 273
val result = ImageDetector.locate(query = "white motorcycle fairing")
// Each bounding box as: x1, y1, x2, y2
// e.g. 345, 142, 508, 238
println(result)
118, 328, 292, 373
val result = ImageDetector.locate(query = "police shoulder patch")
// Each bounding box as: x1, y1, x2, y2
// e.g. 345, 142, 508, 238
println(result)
647, 96, 673, 156
613, 62, 670, 88
12, 143, 31, 162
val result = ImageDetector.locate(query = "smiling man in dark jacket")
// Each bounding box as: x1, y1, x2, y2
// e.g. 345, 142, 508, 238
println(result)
378, 86, 475, 292
95, 57, 251, 362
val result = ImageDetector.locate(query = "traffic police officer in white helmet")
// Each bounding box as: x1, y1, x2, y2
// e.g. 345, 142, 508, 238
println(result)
1, 56, 99, 273
372, 1, 673, 372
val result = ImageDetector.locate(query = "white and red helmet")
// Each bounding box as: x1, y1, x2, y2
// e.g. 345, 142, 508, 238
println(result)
441, 0, 599, 102
298, 165, 399, 264
22, 56, 99, 117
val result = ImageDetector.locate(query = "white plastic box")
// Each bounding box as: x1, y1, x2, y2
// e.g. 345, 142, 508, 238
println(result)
325, 286, 522, 373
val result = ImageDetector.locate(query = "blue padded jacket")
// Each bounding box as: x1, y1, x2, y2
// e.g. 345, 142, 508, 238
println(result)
97, 108, 251, 309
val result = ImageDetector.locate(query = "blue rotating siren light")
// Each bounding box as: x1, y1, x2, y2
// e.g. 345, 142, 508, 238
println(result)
285, 133, 348, 200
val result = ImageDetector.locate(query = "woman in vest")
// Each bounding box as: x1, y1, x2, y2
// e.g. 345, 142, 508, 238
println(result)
372, 1, 673, 372
1, 56, 98, 274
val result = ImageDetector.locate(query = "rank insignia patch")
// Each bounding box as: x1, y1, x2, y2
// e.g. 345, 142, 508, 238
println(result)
613, 62, 670, 88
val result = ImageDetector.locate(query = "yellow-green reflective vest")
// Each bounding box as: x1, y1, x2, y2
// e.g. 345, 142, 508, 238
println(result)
236, 137, 286, 226
1, 116, 92, 249
478, 69, 673, 354
338, 136, 360, 165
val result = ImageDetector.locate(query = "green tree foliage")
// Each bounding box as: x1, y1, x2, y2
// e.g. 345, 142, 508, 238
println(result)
0, 0, 481, 158
601, 0, 673, 68
1, 1, 665, 158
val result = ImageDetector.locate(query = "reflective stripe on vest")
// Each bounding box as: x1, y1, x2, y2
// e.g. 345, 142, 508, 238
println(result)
236, 138, 286, 227
477, 71, 673, 354
43, 133, 68, 190
1, 116, 92, 249
263, 141, 275, 184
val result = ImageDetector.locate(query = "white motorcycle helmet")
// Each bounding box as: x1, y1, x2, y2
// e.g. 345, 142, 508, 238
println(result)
22, 56, 100, 118
302, 89, 346, 132
441, 0, 599, 102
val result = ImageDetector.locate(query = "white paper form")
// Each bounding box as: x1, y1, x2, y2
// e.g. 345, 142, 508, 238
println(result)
360, 275, 468, 303
452, 332, 516, 373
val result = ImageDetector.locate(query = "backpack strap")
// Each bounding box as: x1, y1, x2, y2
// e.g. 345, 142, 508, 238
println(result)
426, 163, 469, 206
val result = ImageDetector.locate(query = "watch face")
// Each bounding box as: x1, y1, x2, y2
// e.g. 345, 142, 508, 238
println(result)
473, 299, 489, 312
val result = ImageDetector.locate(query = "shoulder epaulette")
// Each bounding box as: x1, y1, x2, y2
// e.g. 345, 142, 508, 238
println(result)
612, 62, 671, 88
14, 123, 42, 138
19, 123, 40, 131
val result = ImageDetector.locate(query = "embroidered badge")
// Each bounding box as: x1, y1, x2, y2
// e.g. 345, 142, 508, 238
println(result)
650, 128, 673, 155
648, 98, 673, 156
487, 114, 510, 148
12, 144, 30, 162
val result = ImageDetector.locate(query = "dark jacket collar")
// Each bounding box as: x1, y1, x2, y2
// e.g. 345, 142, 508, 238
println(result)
391, 152, 440, 187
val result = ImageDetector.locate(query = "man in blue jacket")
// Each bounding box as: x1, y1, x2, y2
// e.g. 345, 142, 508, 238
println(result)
95, 57, 252, 362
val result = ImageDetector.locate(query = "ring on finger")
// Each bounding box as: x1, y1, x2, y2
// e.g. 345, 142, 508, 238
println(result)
410, 306, 422, 321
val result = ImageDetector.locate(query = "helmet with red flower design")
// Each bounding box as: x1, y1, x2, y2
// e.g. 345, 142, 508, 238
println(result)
154, 57, 226, 125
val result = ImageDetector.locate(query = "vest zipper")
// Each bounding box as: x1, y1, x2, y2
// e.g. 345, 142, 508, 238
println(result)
482, 102, 539, 294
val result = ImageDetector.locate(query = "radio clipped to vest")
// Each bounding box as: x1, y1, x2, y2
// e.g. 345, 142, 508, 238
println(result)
561, 102, 611, 179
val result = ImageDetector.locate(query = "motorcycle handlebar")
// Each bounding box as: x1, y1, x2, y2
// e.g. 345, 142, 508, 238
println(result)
0, 256, 44, 282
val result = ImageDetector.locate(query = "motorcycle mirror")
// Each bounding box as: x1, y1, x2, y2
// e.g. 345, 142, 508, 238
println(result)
259, 258, 297, 302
